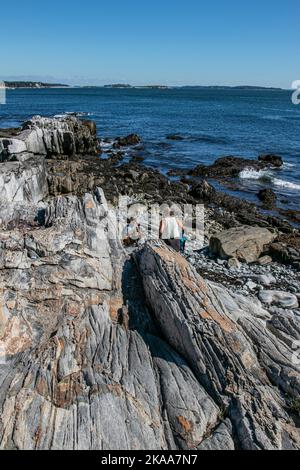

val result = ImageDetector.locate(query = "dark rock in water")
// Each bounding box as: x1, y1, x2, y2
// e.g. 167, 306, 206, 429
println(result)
188, 154, 283, 179
166, 134, 184, 141
258, 188, 277, 207
188, 180, 295, 235
279, 209, 300, 224
188, 156, 259, 178
258, 154, 283, 168
190, 180, 256, 222
130, 154, 145, 163
114, 134, 141, 147
167, 168, 188, 177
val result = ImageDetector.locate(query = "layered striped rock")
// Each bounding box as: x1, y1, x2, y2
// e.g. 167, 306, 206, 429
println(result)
0, 191, 221, 450
136, 243, 300, 450
0, 115, 98, 162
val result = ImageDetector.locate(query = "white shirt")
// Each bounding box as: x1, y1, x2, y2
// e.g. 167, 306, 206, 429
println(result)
161, 216, 181, 239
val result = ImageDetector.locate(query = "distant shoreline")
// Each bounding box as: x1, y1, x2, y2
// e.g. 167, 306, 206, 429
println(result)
101, 84, 285, 91
3, 81, 286, 91
4, 81, 69, 89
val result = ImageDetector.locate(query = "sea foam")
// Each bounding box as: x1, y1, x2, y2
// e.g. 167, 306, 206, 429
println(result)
239, 168, 300, 191
239, 168, 272, 181
273, 178, 300, 191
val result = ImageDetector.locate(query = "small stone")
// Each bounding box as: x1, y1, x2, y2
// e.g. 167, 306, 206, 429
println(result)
246, 281, 257, 291
6, 300, 16, 310
217, 258, 226, 266
257, 255, 273, 266
255, 274, 276, 287
227, 257, 241, 269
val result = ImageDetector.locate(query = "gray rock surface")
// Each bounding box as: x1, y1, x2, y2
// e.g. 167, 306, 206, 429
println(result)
136, 243, 300, 450
0, 159, 48, 204
0, 115, 98, 162
0, 189, 220, 450
0, 116, 299, 451
210, 225, 276, 263
2, 191, 299, 449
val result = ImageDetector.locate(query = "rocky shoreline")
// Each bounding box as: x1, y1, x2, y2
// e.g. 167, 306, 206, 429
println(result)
0, 115, 299, 450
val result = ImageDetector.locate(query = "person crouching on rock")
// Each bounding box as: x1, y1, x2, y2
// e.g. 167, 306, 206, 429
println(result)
123, 217, 142, 247
159, 209, 184, 253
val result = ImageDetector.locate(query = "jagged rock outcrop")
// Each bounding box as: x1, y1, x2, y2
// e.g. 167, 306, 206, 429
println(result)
136, 243, 300, 450
0, 158, 48, 227
0, 190, 221, 450
1, 203, 299, 449
0, 115, 98, 162
0, 116, 299, 450
0, 159, 48, 204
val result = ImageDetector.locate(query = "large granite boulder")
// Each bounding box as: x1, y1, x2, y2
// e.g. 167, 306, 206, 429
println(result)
209, 225, 276, 262
0, 115, 98, 162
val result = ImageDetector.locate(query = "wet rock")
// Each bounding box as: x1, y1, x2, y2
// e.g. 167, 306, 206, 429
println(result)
188, 155, 283, 179
210, 226, 276, 263
189, 180, 216, 201
188, 156, 254, 178
279, 209, 300, 225
115, 134, 141, 147
258, 188, 277, 207
166, 134, 184, 141
188, 180, 292, 231
167, 168, 188, 177
258, 154, 283, 168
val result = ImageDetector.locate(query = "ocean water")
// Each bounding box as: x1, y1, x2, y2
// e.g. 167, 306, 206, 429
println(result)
1, 87, 300, 209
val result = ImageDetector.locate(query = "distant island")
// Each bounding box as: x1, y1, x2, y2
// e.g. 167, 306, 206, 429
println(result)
103, 84, 133, 89
102, 84, 284, 91
103, 84, 172, 90
180, 85, 283, 91
4, 81, 69, 89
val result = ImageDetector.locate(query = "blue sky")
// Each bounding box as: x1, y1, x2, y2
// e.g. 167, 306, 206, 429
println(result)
1, 0, 299, 87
